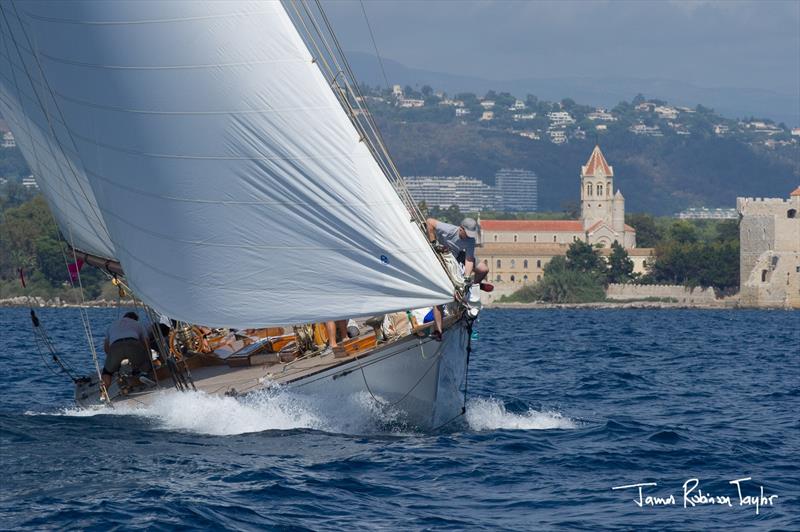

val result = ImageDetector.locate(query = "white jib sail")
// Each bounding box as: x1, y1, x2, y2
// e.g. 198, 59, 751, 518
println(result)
1, 1, 454, 327
0, 7, 116, 259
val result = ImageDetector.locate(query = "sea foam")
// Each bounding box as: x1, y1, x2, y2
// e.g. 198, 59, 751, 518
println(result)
465, 397, 577, 431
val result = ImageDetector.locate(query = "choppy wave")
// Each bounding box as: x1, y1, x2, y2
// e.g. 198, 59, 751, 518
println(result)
465, 397, 577, 430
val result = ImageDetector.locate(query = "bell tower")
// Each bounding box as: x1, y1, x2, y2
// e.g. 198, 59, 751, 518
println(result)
580, 145, 614, 230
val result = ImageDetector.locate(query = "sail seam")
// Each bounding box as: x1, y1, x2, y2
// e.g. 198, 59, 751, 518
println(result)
38, 52, 307, 71
22, 10, 275, 26
66, 128, 368, 161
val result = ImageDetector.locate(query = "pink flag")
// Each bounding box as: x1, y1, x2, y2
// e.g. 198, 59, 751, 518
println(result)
68, 259, 84, 283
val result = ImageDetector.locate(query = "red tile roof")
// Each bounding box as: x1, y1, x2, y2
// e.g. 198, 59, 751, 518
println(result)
481, 219, 584, 232
791, 186, 800, 197
582, 145, 613, 177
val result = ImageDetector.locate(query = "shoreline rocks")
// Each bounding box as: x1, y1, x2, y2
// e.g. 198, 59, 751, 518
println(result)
0, 296, 133, 308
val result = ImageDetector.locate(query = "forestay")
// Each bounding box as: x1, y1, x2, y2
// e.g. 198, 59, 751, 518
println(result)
0, 1, 454, 327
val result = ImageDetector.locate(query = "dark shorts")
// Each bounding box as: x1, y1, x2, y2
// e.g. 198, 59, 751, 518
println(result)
103, 339, 150, 375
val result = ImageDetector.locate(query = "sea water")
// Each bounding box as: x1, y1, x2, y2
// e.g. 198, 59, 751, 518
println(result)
0, 307, 797, 530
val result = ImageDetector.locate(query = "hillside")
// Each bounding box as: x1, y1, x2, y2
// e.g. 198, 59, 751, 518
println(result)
364, 88, 799, 214
2, 87, 798, 215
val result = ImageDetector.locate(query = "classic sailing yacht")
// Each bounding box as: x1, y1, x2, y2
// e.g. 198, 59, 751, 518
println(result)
0, 1, 479, 427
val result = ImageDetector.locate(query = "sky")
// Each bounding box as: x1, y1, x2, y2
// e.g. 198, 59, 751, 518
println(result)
325, 0, 800, 97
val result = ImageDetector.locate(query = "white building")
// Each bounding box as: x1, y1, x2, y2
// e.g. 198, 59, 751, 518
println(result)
403, 176, 497, 212
587, 108, 616, 121
480, 110, 494, 121
455, 108, 471, 117
629, 123, 663, 137
676, 207, 738, 220
392, 84, 403, 98
509, 99, 526, 111
654, 106, 679, 119
480, 100, 495, 109
21, 175, 38, 189
398, 98, 424, 108
549, 130, 567, 144
714, 124, 730, 135
512, 113, 537, 121
518, 130, 540, 140
547, 111, 575, 127
1, 131, 15, 148
495, 168, 538, 212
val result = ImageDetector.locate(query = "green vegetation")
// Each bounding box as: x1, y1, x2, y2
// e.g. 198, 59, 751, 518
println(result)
0, 191, 111, 300
626, 214, 740, 291
360, 86, 798, 215
500, 243, 609, 304
500, 215, 739, 304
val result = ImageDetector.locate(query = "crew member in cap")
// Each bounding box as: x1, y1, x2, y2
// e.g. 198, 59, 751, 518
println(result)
425, 217, 488, 339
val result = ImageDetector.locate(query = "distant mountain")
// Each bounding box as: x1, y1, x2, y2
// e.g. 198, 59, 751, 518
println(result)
347, 51, 799, 127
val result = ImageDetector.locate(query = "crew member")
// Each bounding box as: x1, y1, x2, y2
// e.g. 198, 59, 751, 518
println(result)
425, 217, 489, 339
102, 311, 151, 389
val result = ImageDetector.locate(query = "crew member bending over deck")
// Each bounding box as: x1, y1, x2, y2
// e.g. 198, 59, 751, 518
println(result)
102, 312, 151, 389
426, 217, 488, 339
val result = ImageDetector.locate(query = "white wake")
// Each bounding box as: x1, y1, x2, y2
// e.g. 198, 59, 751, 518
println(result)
57, 388, 398, 436
465, 397, 577, 431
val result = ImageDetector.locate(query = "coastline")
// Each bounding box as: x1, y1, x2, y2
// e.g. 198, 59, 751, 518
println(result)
485, 300, 794, 310
0, 296, 132, 308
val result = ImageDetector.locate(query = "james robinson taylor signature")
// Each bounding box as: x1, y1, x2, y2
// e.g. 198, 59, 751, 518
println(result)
612, 477, 778, 515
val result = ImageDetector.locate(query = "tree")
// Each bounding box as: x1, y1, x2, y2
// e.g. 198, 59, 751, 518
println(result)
625, 213, 661, 247
566, 240, 605, 276
607, 241, 634, 283
667, 220, 699, 244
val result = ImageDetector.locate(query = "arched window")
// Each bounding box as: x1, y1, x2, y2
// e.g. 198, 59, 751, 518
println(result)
573, 235, 578, 242
586, 183, 593, 196
483, 259, 489, 266
761, 270, 767, 282
536, 259, 541, 268
493, 234, 498, 242
537, 275, 541, 281
789, 209, 797, 219
496, 259, 502, 268
496, 274, 502, 282
523, 275, 528, 282
523, 259, 528, 268
533, 235, 537, 243
597, 184, 603, 196
510, 275, 516, 282
553, 235, 557, 242
510, 259, 516, 268
606, 181, 611, 196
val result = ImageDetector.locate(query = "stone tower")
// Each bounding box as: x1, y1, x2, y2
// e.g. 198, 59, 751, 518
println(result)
612, 190, 625, 232
580, 145, 614, 230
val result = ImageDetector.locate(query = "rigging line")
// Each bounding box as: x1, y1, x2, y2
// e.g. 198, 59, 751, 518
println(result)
296, 2, 409, 212
310, 1, 426, 227
3, 1, 113, 244
64, 222, 110, 402
358, 1, 391, 92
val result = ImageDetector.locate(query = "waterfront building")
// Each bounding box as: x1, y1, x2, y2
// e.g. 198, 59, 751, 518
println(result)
480, 111, 494, 121
736, 188, 800, 309
676, 207, 737, 220
478, 146, 646, 302
403, 176, 497, 213
398, 98, 424, 108
587, 108, 616, 122
480, 100, 495, 109
495, 168, 538, 213
455, 108, 471, 117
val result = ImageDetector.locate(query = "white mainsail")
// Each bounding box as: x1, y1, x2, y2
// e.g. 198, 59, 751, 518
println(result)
0, 1, 454, 327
